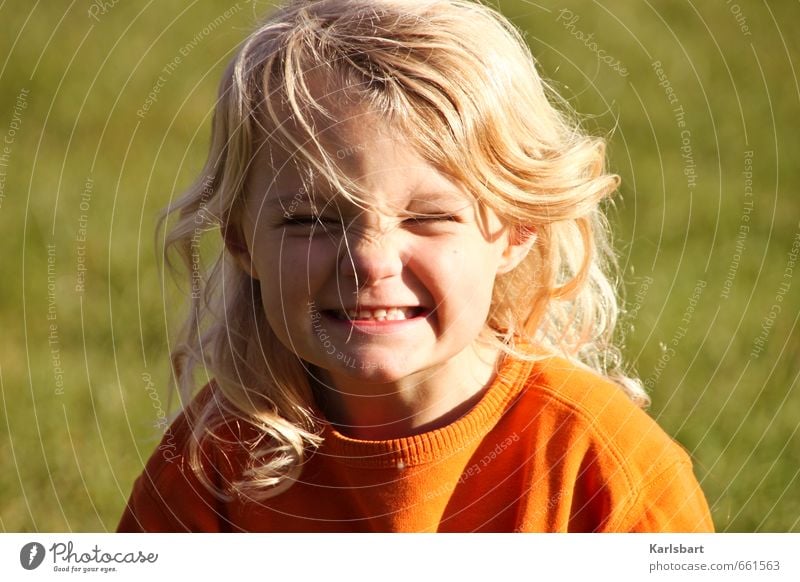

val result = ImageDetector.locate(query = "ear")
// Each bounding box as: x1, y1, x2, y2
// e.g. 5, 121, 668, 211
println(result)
496, 225, 537, 275
223, 223, 260, 280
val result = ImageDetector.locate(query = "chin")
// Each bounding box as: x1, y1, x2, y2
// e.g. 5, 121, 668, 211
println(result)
316, 356, 417, 386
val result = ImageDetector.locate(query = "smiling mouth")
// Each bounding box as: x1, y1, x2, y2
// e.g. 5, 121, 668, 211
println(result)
325, 306, 427, 322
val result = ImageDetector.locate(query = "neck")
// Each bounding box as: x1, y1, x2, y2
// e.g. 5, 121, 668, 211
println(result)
310, 341, 504, 440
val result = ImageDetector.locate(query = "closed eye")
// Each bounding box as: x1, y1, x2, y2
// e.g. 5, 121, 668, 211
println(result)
282, 215, 341, 227
403, 214, 461, 227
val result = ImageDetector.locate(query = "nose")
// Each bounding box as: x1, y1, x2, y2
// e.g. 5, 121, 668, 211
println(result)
337, 226, 405, 287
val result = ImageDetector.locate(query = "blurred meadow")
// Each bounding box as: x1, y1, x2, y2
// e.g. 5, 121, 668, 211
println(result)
1, 0, 798, 532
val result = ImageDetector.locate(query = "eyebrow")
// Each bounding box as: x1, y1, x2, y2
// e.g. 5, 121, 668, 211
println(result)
264, 190, 314, 206
261, 185, 472, 212
259, 163, 323, 208
406, 191, 472, 206
262, 186, 323, 210
261, 196, 332, 222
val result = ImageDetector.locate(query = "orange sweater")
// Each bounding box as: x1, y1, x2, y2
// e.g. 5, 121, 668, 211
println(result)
118, 352, 714, 532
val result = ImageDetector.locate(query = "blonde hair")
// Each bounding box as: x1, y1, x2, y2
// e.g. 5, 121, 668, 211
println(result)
161, 0, 647, 501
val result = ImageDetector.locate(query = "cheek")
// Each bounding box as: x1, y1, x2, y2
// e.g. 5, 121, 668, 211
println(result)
255, 236, 339, 309
416, 241, 500, 309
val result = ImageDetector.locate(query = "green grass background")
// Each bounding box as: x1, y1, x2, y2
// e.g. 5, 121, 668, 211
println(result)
1, 0, 797, 532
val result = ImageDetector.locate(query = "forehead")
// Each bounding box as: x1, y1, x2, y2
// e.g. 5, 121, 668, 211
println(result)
245, 87, 471, 211
245, 144, 472, 215
256, 69, 384, 157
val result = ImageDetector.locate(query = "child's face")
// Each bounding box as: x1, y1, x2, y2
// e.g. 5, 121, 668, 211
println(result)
236, 103, 530, 390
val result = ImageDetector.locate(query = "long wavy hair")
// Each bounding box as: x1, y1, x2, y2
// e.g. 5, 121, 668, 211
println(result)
160, 0, 647, 501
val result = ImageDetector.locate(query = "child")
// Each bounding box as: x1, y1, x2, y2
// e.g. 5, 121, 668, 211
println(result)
118, 0, 713, 532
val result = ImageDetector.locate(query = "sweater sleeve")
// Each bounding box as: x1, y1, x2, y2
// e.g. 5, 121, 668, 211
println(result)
117, 469, 191, 532
612, 458, 715, 532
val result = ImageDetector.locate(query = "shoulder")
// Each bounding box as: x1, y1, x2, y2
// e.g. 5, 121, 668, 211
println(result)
117, 384, 241, 532
504, 353, 712, 531
517, 355, 685, 467
510, 357, 672, 457
137, 383, 218, 486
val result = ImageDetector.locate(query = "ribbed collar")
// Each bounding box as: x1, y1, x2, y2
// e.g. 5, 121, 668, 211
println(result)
314, 346, 538, 468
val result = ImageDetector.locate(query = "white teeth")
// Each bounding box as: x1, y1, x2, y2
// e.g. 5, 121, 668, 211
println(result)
341, 307, 417, 321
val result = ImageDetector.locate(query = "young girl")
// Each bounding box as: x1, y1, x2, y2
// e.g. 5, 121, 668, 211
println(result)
119, 0, 713, 532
